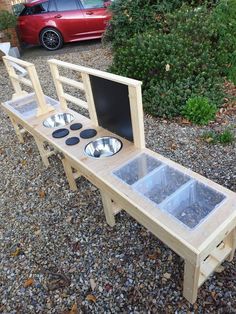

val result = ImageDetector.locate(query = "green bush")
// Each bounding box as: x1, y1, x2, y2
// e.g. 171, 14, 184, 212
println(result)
202, 129, 235, 144
108, 1, 236, 118
143, 75, 224, 118
182, 96, 217, 125
0, 10, 17, 31
105, 0, 219, 47
228, 67, 236, 85
210, 0, 236, 79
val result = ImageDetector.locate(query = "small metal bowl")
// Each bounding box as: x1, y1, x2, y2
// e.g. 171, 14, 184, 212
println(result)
84, 137, 122, 158
43, 113, 74, 128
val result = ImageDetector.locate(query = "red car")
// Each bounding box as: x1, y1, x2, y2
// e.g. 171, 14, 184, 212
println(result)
17, 0, 112, 50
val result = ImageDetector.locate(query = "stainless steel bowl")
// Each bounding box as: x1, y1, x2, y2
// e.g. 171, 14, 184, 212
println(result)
43, 113, 74, 128
84, 137, 122, 158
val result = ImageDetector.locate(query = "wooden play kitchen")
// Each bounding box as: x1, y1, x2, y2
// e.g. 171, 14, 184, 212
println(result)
1, 55, 236, 303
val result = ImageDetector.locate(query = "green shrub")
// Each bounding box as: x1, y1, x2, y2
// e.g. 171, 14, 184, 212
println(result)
0, 10, 17, 31
210, 0, 236, 79
202, 129, 235, 144
143, 76, 224, 118
218, 129, 235, 144
105, 0, 219, 47
182, 96, 217, 125
108, 0, 236, 118
228, 65, 236, 85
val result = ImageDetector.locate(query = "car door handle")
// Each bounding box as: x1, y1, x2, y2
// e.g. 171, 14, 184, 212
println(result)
85, 11, 93, 15
54, 14, 62, 18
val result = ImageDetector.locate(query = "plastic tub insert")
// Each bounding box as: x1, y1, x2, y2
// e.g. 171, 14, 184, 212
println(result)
133, 165, 191, 205
160, 181, 226, 229
113, 153, 162, 185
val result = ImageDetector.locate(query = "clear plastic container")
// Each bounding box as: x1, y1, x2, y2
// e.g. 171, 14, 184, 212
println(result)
113, 153, 162, 185
113, 153, 227, 229
133, 165, 191, 205
160, 181, 226, 229
4, 93, 59, 119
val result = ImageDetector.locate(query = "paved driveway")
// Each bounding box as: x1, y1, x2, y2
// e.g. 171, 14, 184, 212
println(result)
21, 39, 103, 58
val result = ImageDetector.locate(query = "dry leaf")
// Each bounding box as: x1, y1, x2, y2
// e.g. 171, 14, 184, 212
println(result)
11, 247, 21, 257
211, 291, 217, 301
182, 118, 190, 125
90, 278, 96, 291
148, 254, 157, 260
170, 143, 177, 150
163, 272, 171, 279
69, 303, 78, 314
24, 278, 34, 288
215, 265, 225, 273
66, 216, 73, 223
21, 160, 27, 166
205, 137, 214, 143
167, 254, 172, 261
39, 190, 46, 198
86, 294, 97, 303
34, 229, 41, 236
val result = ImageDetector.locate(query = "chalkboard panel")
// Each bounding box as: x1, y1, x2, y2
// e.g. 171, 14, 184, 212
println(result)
89, 75, 133, 142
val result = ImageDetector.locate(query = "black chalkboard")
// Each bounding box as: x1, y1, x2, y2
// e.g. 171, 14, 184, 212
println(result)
89, 75, 133, 142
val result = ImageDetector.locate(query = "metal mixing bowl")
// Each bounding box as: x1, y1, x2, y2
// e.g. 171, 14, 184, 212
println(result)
43, 113, 74, 128
84, 137, 122, 158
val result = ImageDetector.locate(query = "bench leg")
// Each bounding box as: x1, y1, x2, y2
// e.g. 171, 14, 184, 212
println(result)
183, 260, 200, 304
10, 117, 24, 144
61, 158, 78, 191
100, 191, 116, 227
226, 228, 236, 262
34, 137, 50, 168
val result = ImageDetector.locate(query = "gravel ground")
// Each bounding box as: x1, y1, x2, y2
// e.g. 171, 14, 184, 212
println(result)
0, 43, 236, 314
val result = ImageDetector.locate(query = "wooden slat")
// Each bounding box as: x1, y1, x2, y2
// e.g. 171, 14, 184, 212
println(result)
10, 74, 33, 88
199, 245, 231, 286
128, 85, 145, 149
63, 93, 88, 109
3, 55, 34, 67
58, 76, 85, 90
48, 59, 142, 87
81, 72, 98, 126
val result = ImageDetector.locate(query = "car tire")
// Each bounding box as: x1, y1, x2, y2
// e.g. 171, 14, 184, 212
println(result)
40, 28, 63, 51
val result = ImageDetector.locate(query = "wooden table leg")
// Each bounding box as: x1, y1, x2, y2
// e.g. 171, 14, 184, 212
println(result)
34, 137, 50, 168
226, 228, 236, 262
61, 158, 78, 191
100, 191, 116, 227
10, 116, 24, 144
183, 260, 200, 304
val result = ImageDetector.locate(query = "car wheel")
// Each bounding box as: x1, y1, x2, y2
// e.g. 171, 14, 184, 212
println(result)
40, 28, 63, 51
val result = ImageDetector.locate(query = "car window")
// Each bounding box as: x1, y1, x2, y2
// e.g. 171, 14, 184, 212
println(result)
48, 0, 57, 12
55, 0, 78, 11
20, 2, 49, 15
80, 0, 104, 9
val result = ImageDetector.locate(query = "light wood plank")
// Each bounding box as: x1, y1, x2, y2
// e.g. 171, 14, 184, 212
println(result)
63, 93, 88, 109
48, 59, 142, 87
81, 72, 98, 126
128, 85, 145, 149
183, 261, 200, 304
58, 76, 85, 90
61, 158, 78, 191
100, 191, 116, 227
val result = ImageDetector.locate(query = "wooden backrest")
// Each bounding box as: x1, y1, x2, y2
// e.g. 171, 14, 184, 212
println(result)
48, 59, 145, 149
3, 55, 54, 117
